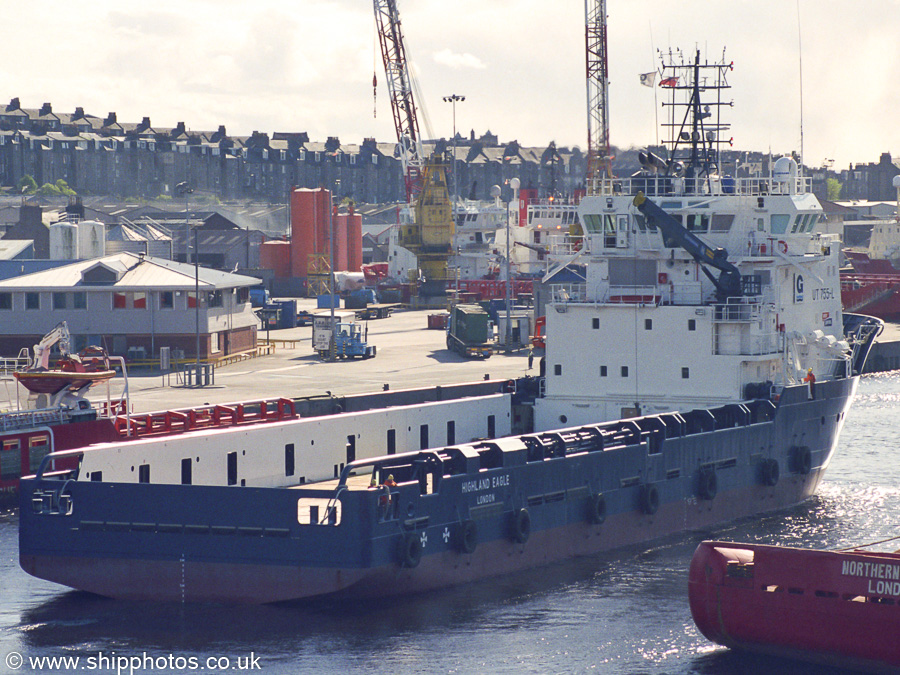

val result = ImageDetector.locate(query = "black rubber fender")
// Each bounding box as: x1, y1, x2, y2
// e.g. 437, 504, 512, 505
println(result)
455, 519, 478, 554
510, 508, 531, 544
588, 492, 607, 524
698, 468, 717, 501
791, 446, 812, 475
640, 484, 659, 515
398, 532, 423, 568
762, 458, 780, 486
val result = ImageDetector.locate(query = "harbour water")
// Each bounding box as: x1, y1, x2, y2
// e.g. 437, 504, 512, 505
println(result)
1, 371, 897, 674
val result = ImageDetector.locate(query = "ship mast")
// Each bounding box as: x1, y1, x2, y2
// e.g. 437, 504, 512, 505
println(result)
659, 48, 733, 193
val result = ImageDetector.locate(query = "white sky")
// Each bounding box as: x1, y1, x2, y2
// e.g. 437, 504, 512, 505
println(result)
2, 0, 897, 169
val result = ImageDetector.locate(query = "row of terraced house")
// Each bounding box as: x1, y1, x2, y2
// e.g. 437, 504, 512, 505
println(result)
0, 98, 587, 204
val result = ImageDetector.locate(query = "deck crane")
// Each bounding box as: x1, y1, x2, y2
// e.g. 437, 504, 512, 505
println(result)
373, 0, 454, 298
585, 0, 611, 194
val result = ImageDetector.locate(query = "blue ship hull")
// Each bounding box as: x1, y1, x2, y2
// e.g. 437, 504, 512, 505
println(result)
19, 377, 857, 604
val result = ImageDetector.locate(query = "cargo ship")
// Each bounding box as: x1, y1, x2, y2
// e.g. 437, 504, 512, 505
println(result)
689, 540, 900, 673
18, 50, 882, 603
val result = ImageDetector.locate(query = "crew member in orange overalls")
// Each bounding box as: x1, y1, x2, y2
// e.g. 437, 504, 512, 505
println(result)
380, 474, 397, 509
803, 368, 816, 399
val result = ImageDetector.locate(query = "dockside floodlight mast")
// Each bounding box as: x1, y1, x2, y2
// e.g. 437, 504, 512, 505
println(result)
585, 0, 611, 194
374, 0, 425, 202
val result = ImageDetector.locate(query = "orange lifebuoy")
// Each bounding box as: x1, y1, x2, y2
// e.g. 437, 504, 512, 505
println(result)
778, 240, 788, 254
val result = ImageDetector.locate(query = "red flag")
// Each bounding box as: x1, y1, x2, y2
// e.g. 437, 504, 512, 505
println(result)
659, 77, 679, 87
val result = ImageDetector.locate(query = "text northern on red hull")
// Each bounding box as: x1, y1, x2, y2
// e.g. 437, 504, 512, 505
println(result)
689, 540, 900, 673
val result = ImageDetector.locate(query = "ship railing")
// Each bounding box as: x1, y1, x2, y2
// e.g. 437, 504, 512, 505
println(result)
548, 283, 588, 305
713, 331, 780, 356
592, 175, 811, 198
712, 297, 765, 323
0, 349, 30, 375
603, 285, 669, 306
547, 236, 583, 257
0, 407, 65, 431
670, 283, 703, 305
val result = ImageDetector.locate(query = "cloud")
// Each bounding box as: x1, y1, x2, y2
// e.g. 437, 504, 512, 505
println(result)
433, 49, 487, 70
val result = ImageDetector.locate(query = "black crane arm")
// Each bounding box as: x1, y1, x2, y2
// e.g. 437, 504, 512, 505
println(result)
633, 191, 743, 301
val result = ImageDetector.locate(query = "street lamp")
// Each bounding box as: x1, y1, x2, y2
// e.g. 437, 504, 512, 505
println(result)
443, 94, 465, 205
505, 178, 521, 352
328, 180, 340, 361
176, 181, 199, 382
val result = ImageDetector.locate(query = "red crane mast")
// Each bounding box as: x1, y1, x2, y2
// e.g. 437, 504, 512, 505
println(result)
373, 0, 425, 201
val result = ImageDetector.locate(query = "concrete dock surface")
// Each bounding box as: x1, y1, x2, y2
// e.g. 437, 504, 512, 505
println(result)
121, 305, 534, 414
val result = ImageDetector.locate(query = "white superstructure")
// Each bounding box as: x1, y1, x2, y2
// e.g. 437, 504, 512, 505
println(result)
534, 52, 849, 431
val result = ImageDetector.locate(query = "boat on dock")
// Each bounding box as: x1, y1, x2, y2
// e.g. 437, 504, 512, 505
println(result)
17, 49, 882, 603
689, 540, 900, 673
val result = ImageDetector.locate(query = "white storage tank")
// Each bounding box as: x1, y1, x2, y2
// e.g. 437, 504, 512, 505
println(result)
77, 220, 106, 259
49, 221, 78, 259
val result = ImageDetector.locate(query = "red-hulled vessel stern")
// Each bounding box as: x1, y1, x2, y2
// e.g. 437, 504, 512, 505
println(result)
689, 540, 900, 673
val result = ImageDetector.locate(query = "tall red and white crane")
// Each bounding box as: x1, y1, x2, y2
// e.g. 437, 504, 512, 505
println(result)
585, 0, 611, 193
373, 0, 425, 201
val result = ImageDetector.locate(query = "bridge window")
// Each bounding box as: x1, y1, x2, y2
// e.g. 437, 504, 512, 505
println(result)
581, 213, 601, 233
600, 365, 607, 377
685, 214, 709, 233
621, 366, 629, 377
688, 319, 696, 331
711, 214, 735, 232
771, 214, 789, 235
682, 367, 690, 379
592, 318, 600, 329
635, 214, 647, 232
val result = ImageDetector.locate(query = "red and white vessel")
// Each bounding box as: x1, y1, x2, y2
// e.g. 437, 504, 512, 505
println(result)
689, 540, 900, 673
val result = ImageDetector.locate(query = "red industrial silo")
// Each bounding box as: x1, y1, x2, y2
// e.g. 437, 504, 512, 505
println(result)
260, 239, 291, 278
290, 187, 331, 279
347, 204, 363, 272
333, 208, 349, 272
